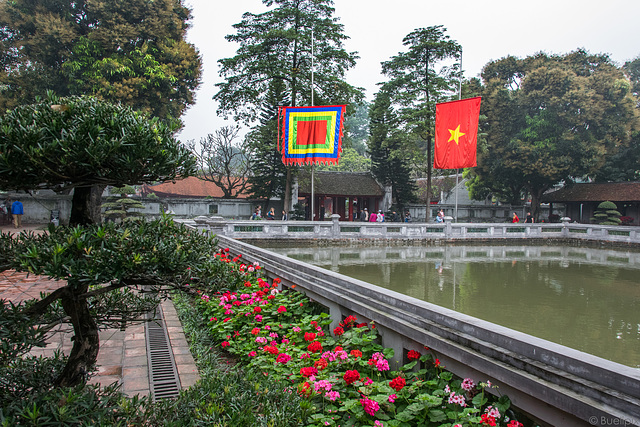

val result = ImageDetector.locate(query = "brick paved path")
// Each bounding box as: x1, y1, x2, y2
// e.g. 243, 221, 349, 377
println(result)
0, 229, 199, 398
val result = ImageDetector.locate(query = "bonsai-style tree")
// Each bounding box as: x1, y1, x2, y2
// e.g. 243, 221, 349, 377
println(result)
102, 186, 145, 222
0, 218, 228, 387
0, 93, 196, 225
590, 201, 622, 225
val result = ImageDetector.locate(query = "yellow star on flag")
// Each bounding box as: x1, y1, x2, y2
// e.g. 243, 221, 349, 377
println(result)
448, 125, 465, 145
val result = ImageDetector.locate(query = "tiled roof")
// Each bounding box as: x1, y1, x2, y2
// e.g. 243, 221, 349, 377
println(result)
141, 176, 251, 199
542, 182, 640, 202
298, 171, 384, 197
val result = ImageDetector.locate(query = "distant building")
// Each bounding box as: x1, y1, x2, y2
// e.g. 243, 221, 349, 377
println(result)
294, 171, 389, 221
542, 182, 640, 224
141, 176, 251, 199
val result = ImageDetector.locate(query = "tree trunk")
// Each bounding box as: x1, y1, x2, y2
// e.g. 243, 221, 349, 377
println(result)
530, 187, 546, 222
283, 167, 292, 215
69, 185, 104, 226
55, 286, 100, 387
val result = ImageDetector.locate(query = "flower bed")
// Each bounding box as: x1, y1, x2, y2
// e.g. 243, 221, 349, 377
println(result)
195, 248, 525, 427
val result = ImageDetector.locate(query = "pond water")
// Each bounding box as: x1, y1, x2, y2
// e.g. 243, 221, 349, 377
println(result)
258, 243, 640, 368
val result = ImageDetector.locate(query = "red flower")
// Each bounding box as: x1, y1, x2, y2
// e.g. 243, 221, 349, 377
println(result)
298, 381, 312, 397
307, 341, 323, 353
407, 350, 421, 360
221, 341, 230, 348
350, 349, 362, 358
314, 358, 328, 370
304, 332, 316, 342
333, 326, 344, 336
300, 366, 318, 377
263, 345, 279, 354
343, 369, 360, 385
389, 376, 406, 391
481, 414, 497, 426
343, 315, 357, 327
277, 305, 287, 313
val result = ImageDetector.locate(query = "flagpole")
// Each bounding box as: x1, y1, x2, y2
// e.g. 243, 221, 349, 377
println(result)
310, 29, 315, 221
455, 48, 462, 223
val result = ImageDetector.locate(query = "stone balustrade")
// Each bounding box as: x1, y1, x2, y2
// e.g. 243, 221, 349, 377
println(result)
190, 215, 640, 246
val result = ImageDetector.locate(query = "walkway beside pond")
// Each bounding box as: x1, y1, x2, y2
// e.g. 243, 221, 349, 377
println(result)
0, 227, 200, 398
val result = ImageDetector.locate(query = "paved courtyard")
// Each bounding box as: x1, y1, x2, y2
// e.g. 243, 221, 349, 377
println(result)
0, 223, 199, 398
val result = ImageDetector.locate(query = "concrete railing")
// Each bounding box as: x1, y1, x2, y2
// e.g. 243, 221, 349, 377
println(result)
209, 233, 640, 427
192, 215, 640, 246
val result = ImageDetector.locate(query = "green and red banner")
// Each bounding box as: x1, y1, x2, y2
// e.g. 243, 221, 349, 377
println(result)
279, 105, 346, 166
434, 97, 481, 169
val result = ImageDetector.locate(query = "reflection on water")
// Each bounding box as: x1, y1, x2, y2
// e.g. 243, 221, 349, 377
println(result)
260, 244, 640, 367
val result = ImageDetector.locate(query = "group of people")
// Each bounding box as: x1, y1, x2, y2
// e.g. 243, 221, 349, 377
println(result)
251, 205, 287, 221
358, 208, 386, 222
512, 212, 535, 223
0, 198, 24, 228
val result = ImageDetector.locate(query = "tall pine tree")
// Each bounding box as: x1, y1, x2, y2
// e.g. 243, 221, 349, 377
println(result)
380, 26, 461, 220
369, 86, 416, 214
214, 0, 364, 211
246, 80, 290, 210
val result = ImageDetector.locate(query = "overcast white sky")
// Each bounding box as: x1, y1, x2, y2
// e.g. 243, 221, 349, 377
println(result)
177, 0, 640, 144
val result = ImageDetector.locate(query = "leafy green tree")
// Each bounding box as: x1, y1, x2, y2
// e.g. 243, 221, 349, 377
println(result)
0, 0, 201, 120
343, 101, 370, 156
188, 126, 252, 199
0, 94, 196, 225
214, 0, 364, 211
368, 86, 416, 213
246, 80, 289, 209
475, 50, 640, 219
380, 26, 461, 219
624, 55, 640, 99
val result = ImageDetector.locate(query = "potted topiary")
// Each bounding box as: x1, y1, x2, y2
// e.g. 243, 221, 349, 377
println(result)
590, 201, 622, 225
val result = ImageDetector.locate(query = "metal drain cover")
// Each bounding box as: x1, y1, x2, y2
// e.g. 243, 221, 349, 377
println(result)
146, 306, 181, 401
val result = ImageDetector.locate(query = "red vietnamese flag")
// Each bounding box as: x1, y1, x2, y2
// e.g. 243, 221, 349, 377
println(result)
434, 97, 481, 169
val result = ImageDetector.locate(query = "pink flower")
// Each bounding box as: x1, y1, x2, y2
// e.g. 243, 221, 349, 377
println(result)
314, 380, 332, 392
325, 390, 340, 401
276, 353, 291, 364
462, 377, 475, 391
360, 397, 380, 416
376, 359, 390, 371
448, 392, 466, 407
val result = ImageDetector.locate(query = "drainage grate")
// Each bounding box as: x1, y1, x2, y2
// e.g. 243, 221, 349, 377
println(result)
146, 306, 181, 401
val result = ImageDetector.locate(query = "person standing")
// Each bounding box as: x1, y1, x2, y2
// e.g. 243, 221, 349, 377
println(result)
360, 208, 369, 222
11, 199, 24, 228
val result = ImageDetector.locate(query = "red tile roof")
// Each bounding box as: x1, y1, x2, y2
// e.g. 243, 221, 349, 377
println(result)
141, 176, 251, 199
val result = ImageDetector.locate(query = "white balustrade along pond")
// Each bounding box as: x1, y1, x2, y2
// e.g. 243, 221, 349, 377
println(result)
257, 243, 640, 368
